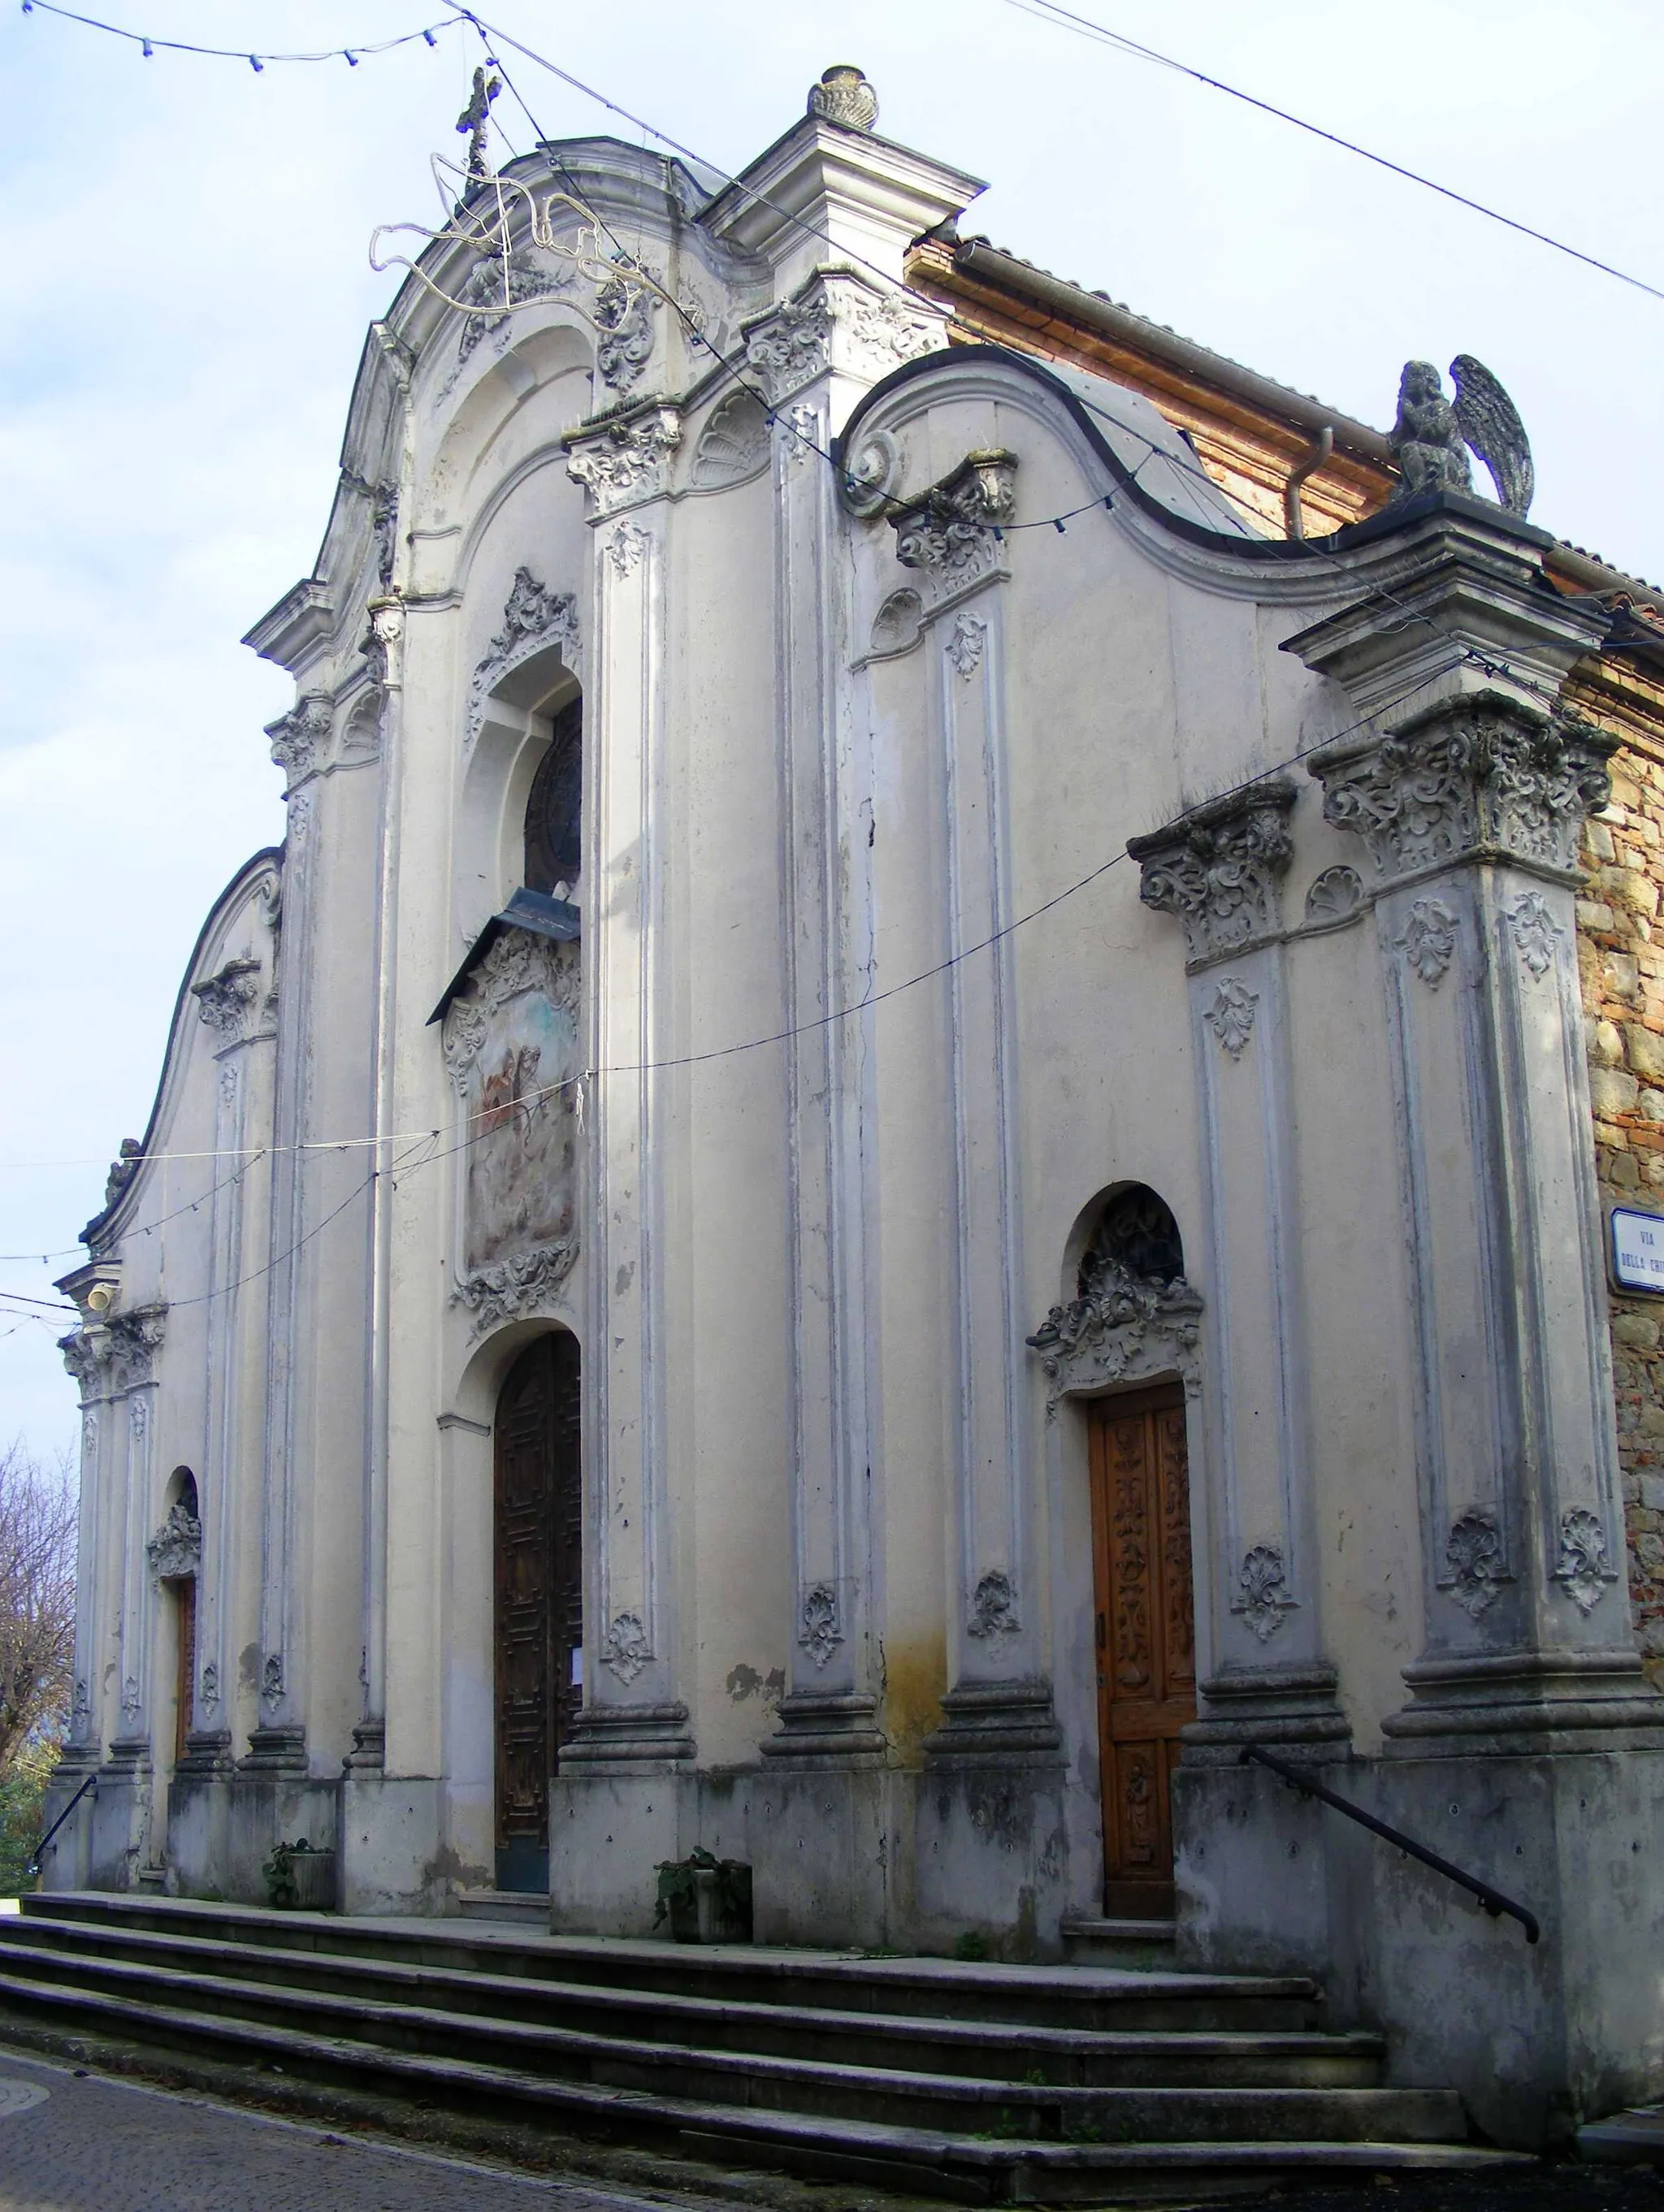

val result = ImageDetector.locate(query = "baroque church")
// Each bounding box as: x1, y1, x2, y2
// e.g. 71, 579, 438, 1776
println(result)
47, 65, 1664, 2145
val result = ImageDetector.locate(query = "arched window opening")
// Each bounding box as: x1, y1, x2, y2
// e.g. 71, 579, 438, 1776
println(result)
523, 698, 582, 898
1080, 1184, 1185, 1294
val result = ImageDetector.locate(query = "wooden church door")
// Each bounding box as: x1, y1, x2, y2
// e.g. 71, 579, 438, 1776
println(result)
493, 1332, 583, 1894
1088, 1383, 1197, 1917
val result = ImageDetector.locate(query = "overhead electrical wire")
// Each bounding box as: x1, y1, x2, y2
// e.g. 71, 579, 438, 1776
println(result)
993, 0, 1664, 308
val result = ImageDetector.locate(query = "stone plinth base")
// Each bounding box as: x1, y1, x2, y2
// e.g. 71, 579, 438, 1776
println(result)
166, 1770, 341, 1906
340, 1773, 453, 1913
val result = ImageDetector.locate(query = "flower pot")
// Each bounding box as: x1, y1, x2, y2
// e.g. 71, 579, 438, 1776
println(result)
288, 1849, 337, 1912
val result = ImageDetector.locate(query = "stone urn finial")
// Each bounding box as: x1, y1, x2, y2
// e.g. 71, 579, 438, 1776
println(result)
808, 65, 878, 132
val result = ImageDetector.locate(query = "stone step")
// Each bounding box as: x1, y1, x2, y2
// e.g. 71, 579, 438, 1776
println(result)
1060, 1915, 1179, 1969
456, 1890, 552, 1926
0, 1963, 1528, 2203
20, 1894, 1320, 2031
0, 1920, 1386, 2089
0, 1946, 1454, 2141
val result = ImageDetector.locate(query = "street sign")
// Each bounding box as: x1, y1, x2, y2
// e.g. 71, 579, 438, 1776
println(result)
1611, 1206, 1664, 1294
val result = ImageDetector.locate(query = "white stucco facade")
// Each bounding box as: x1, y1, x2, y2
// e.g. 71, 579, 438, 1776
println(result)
48, 85, 1664, 2145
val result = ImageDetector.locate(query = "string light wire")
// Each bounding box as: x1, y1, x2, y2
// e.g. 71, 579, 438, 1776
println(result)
17, 0, 459, 67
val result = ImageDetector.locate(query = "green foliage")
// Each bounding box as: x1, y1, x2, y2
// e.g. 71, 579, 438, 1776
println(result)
262, 1836, 323, 1910
652, 1846, 752, 1939
951, 1929, 990, 1963
0, 1735, 63, 1896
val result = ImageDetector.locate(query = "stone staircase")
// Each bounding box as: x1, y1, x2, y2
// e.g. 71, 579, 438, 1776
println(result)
0, 1895, 1523, 2203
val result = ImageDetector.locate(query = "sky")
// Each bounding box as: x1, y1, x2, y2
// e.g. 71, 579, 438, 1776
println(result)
2, 0, 1660, 1465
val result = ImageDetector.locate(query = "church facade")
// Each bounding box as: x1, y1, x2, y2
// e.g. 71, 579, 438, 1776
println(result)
49, 71, 1664, 2145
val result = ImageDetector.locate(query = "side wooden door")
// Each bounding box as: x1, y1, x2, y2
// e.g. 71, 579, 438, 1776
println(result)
494, 1332, 583, 1894
1087, 1384, 1197, 1916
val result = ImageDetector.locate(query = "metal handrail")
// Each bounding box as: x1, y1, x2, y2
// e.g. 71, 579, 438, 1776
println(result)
27, 1774, 96, 1880
1239, 1744, 1540, 1945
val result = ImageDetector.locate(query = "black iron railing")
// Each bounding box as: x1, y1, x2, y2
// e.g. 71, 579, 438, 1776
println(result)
1240, 1744, 1540, 1945
27, 1774, 96, 1880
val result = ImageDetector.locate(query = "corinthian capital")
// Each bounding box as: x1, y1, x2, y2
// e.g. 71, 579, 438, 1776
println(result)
565, 405, 681, 518
1127, 777, 1298, 967
1307, 693, 1615, 885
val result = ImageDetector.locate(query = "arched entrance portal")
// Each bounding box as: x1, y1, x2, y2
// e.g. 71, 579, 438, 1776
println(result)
494, 1332, 582, 1893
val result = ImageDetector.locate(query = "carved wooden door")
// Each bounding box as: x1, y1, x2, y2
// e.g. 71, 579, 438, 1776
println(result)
1088, 1384, 1196, 1916
171, 1578, 196, 1767
494, 1332, 583, 1893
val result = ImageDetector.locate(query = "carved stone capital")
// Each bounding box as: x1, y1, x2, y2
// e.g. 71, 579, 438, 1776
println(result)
361, 592, 405, 688
742, 273, 942, 406
1128, 777, 1298, 967
889, 448, 1016, 604
565, 405, 681, 517
58, 1302, 167, 1400
265, 695, 333, 790
191, 954, 262, 1042
1307, 694, 1616, 886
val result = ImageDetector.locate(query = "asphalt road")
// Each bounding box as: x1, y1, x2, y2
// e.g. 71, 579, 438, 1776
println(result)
0, 2052, 712, 2212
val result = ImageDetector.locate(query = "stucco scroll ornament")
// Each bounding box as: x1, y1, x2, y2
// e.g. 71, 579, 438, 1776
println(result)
466, 567, 580, 753
847, 288, 939, 374
602, 1612, 652, 1685
146, 1500, 202, 1583
1310, 699, 1615, 883
1129, 778, 1297, 969
605, 523, 649, 579
1445, 1509, 1507, 1620
266, 695, 333, 790
565, 405, 682, 518
947, 611, 986, 680
457, 246, 569, 364
454, 1249, 578, 1335
967, 1570, 1020, 1639
1555, 1508, 1611, 1616
1507, 890, 1563, 982
1204, 977, 1258, 1057
1027, 1254, 1203, 1414
1235, 1545, 1294, 1643
889, 451, 1017, 612
743, 292, 832, 405
799, 1583, 843, 1669
592, 273, 657, 396
1396, 897, 1458, 988
192, 954, 263, 1042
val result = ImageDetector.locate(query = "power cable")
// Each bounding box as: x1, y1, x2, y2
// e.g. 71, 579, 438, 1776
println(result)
993, 0, 1664, 307
17, 0, 461, 68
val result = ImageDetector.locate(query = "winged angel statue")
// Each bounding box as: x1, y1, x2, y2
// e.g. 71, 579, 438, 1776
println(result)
1386, 356, 1534, 517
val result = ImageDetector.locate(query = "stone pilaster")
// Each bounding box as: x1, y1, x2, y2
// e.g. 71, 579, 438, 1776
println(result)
1129, 779, 1350, 1757
1289, 517, 1658, 1749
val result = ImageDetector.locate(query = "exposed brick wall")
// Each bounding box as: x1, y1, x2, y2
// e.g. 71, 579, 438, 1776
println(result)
1577, 742, 1664, 1685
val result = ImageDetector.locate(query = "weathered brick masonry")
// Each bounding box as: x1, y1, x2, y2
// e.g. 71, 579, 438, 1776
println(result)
1574, 664, 1664, 1684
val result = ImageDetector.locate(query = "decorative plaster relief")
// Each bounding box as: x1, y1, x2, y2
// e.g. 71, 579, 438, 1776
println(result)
1204, 977, 1259, 1057
467, 568, 578, 750
566, 406, 681, 517
1396, 897, 1458, 988
848, 288, 940, 372
1310, 702, 1616, 883
604, 523, 649, 578
262, 1652, 284, 1709
743, 292, 832, 403
869, 589, 924, 659
455, 1249, 578, 1334
128, 1395, 147, 1443
72, 1679, 89, 1728
602, 1611, 652, 1684
457, 247, 567, 363
967, 1569, 1020, 1638
1129, 778, 1297, 967
120, 1676, 141, 1721
192, 956, 263, 1042
57, 1303, 167, 1400
266, 695, 333, 790
1235, 1545, 1293, 1642
890, 451, 1017, 609
799, 1583, 843, 1669
946, 611, 986, 681
780, 402, 819, 469
1027, 1256, 1203, 1412
360, 594, 405, 690
1555, 1507, 1611, 1615
690, 390, 770, 487
146, 1500, 202, 1582
1444, 1508, 1507, 1619
1303, 865, 1364, 929
592, 273, 657, 396
199, 1661, 219, 1711
840, 426, 901, 517
1508, 890, 1563, 981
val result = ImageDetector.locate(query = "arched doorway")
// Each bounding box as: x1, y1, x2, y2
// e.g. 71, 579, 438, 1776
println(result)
1077, 1188, 1198, 1917
494, 1332, 582, 1893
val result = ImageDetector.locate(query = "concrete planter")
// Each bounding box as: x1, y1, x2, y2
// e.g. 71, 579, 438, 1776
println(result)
288, 1850, 337, 1913
665, 1861, 752, 1944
